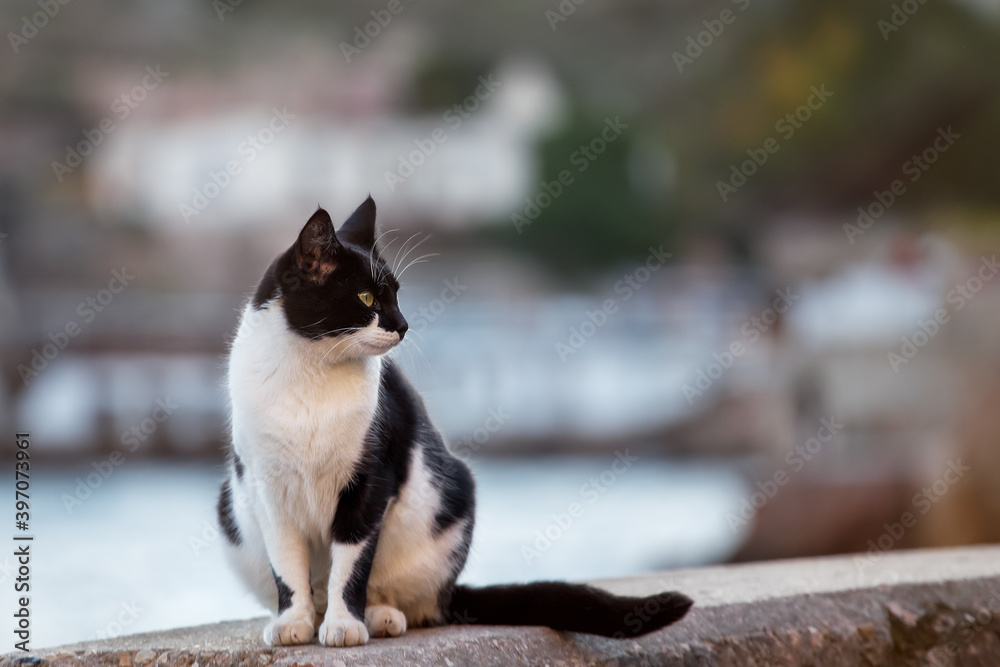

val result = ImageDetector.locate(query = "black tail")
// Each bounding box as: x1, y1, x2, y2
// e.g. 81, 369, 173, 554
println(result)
446, 582, 692, 638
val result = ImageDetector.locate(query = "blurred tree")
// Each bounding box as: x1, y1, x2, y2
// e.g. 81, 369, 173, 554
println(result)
426, 0, 1000, 266
657, 0, 1000, 224
474, 112, 678, 278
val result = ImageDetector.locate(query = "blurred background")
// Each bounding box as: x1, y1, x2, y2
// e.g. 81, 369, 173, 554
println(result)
2, 0, 1000, 649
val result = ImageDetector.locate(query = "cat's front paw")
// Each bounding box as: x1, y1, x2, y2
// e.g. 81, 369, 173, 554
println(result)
365, 605, 407, 638
263, 611, 315, 646
318, 616, 369, 647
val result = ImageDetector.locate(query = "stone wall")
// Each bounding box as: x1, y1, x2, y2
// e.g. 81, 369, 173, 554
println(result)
5, 546, 1000, 666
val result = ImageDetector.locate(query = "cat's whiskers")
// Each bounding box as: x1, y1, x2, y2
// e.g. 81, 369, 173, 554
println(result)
393, 233, 433, 276
370, 228, 399, 283
309, 326, 363, 340
376, 233, 405, 281
341, 336, 370, 363
391, 232, 424, 275
374, 258, 391, 288
398, 335, 432, 378
303, 316, 329, 333
320, 333, 361, 363
391, 335, 416, 372
408, 332, 434, 376
396, 253, 440, 280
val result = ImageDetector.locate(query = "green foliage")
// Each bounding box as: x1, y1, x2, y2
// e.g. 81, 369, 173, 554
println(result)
411, 57, 496, 112
657, 0, 1000, 224
480, 114, 676, 278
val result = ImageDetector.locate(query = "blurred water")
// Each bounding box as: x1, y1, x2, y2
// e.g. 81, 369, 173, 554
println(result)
12, 267, 758, 454
0, 458, 744, 649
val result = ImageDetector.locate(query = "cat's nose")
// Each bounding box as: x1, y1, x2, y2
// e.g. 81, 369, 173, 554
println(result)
397, 321, 408, 340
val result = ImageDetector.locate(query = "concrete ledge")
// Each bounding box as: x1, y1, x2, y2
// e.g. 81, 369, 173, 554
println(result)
7, 546, 1000, 666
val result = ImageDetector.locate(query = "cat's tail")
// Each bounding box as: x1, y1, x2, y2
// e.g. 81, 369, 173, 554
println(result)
445, 582, 692, 638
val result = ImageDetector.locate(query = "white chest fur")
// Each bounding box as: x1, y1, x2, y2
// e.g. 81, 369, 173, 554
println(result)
227, 303, 382, 536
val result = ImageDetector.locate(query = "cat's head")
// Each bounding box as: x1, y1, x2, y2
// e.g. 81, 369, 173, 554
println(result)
254, 197, 408, 359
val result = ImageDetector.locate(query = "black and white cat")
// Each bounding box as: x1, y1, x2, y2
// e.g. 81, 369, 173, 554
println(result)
217, 197, 692, 647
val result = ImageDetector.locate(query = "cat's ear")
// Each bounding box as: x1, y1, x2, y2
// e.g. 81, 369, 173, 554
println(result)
337, 195, 377, 251
295, 207, 340, 284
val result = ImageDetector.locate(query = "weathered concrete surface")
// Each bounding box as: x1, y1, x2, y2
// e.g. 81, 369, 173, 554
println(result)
7, 546, 1000, 666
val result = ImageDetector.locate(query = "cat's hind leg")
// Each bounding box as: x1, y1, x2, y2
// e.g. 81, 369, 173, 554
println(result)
219, 470, 316, 646
218, 476, 278, 612
364, 605, 407, 638
366, 446, 476, 630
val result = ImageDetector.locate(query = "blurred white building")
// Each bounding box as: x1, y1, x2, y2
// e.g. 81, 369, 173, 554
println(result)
87, 59, 564, 232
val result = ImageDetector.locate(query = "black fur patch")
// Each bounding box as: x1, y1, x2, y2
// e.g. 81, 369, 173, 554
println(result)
329, 361, 422, 545
251, 258, 280, 310
331, 470, 388, 545
252, 201, 407, 339
272, 568, 294, 614
216, 478, 242, 546
433, 459, 475, 535
423, 432, 476, 535
446, 582, 693, 637
233, 455, 245, 480
342, 537, 379, 620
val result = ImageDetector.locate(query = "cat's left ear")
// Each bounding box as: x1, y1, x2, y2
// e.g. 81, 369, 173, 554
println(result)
295, 207, 340, 284
337, 195, 377, 251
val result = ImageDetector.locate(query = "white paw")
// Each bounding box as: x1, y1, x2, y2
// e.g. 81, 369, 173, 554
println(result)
365, 605, 407, 638
263, 611, 314, 646
318, 615, 369, 647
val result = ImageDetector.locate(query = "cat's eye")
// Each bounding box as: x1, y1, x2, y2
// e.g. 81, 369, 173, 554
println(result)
358, 291, 375, 307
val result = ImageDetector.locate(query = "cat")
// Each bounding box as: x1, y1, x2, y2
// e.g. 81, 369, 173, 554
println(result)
218, 196, 692, 647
